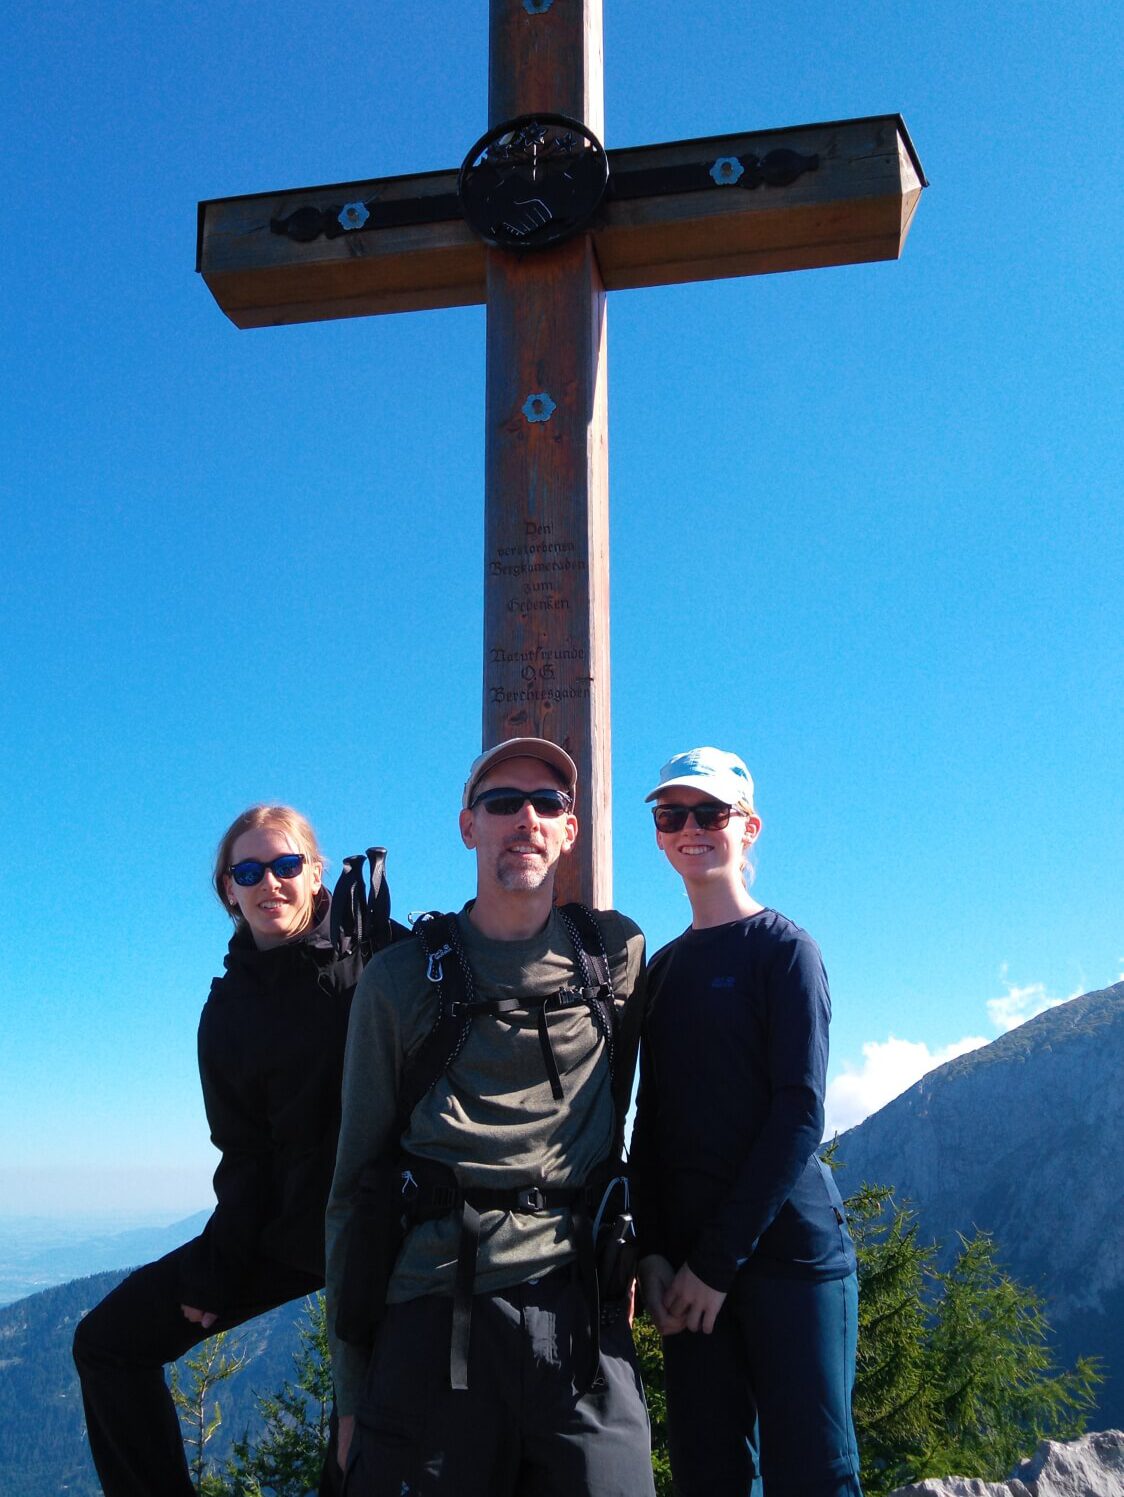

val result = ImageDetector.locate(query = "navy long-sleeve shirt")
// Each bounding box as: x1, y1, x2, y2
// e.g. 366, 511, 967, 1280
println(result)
631, 910, 855, 1292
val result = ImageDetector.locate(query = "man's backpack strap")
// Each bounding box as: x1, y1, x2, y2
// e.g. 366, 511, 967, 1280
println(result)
557, 902, 613, 989
557, 902, 645, 1158
407, 908, 610, 1114
555, 901, 616, 1081
399, 912, 475, 1134
334, 910, 466, 1351
330, 846, 409, 963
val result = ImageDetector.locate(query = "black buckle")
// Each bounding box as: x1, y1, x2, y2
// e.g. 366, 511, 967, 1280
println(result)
517, 1186, 546, 1212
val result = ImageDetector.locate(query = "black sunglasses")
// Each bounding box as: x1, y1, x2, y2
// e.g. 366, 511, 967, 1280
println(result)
652, 803, 738, 833
228, 853, 307, 887
470, 787, 573, 818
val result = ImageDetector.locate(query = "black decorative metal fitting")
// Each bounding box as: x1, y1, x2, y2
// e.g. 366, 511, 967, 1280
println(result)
270, 190, 463, 244
268, 140, 818, 248
739, 148, 819, 189
270, 202, 382, 242
271, 204, 348, 243
458, 113, 609, 251
608, 146, 819, 203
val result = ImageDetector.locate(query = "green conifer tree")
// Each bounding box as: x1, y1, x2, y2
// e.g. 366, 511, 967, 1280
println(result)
849, 1186, 1102, 1493
920, 1232, 1101, 1481
631, 1311, 674, 1497
848, 1182, 934, 1492
170, 1330, 246, 1496
224, 1294, 333, 1497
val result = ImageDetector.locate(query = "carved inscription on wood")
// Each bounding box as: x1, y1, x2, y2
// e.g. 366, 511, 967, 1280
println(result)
487, 518, 591, 717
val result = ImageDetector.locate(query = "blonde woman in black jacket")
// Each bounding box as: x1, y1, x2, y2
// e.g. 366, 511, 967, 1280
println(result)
74, 805, 364, 1497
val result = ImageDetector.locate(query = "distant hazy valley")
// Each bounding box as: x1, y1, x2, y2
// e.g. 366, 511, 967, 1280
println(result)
0, 1210, 210, 1307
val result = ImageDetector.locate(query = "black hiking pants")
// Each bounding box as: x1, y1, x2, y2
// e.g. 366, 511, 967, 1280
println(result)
344, 1268, 655, 1496
72, 1240, 324, 1497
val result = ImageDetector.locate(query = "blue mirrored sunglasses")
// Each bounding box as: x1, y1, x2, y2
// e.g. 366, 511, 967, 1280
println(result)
228, 853, 306, 887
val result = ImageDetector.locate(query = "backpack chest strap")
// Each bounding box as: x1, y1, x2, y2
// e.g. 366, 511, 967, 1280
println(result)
435, 983, 611, 1102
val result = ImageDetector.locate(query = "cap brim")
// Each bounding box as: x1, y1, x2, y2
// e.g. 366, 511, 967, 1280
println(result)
463, 737, 578, 808
645, 773, 706, 802
645, 771, 751, 805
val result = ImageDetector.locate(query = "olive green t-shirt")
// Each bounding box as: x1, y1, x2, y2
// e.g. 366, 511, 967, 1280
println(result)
326, 904, 645, 1414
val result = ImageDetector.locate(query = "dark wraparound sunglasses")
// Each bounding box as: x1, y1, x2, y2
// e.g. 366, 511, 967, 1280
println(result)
652, 803, 738, 832
470, 787, 573, 817
228, 853, 307, 887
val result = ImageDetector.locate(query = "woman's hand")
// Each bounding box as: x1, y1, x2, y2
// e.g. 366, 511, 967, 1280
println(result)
180, 1304, 218, 1329
338, 1414, 355, 1473
638, 1255, 687, 1336
662, 1263, 727, 1334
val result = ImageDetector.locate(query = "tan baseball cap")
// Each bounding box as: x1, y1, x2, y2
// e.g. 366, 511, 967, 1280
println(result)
462, 737, 578, 809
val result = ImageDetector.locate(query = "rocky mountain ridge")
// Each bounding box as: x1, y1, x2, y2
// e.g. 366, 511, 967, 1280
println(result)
835, 981, 1124, 1430
888, 1429, 1124, 1496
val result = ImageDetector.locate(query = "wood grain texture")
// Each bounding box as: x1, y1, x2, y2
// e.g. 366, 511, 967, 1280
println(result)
488, 0, 603, 141
483, 0, 609, 908
197, 116, 924, 330
482, 239, 610, 909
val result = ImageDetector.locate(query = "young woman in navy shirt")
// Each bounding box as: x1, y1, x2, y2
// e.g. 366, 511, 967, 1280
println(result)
633, 748, 862, 1497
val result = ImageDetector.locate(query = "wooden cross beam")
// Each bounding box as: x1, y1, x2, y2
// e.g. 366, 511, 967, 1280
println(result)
197, 1, 925, 908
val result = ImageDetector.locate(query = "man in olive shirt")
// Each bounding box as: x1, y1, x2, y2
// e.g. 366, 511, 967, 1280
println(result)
327, 738, 652, 1496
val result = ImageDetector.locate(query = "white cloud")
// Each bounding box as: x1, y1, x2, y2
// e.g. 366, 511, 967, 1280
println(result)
827, 967, 1096, 1137
825, 1033, 988, 1138
985, 965, 1084, 1033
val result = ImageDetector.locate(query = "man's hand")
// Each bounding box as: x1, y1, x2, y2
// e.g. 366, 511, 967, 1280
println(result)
638, 1255, 687, 1336
662, 1263, 727, 1335
338, 1414, 355, 1474
180, 1304, 218, 1329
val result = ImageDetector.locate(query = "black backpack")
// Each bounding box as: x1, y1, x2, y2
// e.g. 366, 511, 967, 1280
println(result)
335, 903, 641, 1391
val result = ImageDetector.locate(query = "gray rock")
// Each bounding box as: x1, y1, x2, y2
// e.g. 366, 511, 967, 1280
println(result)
889, 1429, 1124, 1496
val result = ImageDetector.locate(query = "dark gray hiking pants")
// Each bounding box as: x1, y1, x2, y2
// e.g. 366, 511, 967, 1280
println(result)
345, 1270, 654, 1497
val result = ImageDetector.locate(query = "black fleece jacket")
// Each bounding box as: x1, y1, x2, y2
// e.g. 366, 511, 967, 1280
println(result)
177, 891, 363, 1312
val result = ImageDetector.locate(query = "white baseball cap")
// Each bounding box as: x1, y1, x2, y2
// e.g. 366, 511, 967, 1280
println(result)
645, 747, 755, 807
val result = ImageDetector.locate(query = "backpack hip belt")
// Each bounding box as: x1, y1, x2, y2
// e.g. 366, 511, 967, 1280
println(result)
400, 1154, 604, 1391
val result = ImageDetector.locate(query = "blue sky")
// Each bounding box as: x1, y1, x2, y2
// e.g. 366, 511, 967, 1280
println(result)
3, 0, 1120, 1218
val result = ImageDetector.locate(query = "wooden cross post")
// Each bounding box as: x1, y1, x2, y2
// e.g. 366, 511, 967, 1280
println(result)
197, 0, 925, 908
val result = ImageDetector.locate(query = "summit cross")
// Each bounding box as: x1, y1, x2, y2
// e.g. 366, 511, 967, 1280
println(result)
198, 0, 925, 907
